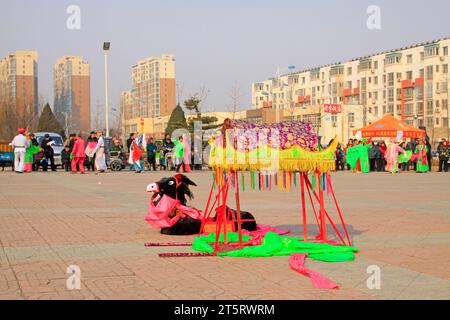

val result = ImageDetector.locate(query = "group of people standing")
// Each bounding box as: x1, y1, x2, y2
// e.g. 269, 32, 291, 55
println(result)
126, 132, 191, 173
62, 131, 107, 174
11, 128, 61, 173
11, 128, 107, 174
335, 136, 440, 174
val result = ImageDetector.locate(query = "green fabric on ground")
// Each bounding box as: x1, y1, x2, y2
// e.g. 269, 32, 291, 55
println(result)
192, 232, 359, 262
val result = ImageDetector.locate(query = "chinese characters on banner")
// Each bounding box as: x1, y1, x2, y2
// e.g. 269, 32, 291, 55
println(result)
323, 104, 342, 113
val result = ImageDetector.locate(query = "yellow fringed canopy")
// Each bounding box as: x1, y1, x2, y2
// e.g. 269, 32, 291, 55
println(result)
209, 136, 338, 173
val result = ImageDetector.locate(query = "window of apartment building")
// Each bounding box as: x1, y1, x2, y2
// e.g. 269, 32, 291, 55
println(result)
426, 65, 433, 80
373, 106, 378, 116
436, 118, 440, 126
427, 100, 434, 114
347, 67, 352, 76
387, 104, 394, 114
444, 46, 448, 56
443, 64, 448, 74
374, 76, 378, 85
443, 99, 448, 110
331, 114, 338, 127
348, 113, 355, 128
420, 52, 425, 61
436, 65, 440, 73
425, 45, 439, 57
374, 61, 378, 69
406, 71, 413, 80
396, 104, 402, 114
419, 68, 424, 78
436, 100, 440, 112
405, 103, 414, 114
388, 88, 394, 102
417, 102, 423, 114
374, 92, 378, 100
407, 54, 413, 64
404, 87, 414, 100
388, 73, 394, 86
417, 119, 424, 127
443, 117, 449, 128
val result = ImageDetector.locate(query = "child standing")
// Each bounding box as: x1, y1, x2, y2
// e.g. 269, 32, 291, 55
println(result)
61, 146, 71, 172
173, 136, 185, 173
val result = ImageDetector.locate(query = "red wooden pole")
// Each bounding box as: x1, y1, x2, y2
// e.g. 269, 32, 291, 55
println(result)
327, 174, 352, 246
317, 171, 327, 241
300, 173, 308, 241
234, 171, 243, 246
305, 173, 347, 245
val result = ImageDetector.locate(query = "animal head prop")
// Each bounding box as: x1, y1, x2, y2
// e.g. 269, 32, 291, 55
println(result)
146, 174, 197, 206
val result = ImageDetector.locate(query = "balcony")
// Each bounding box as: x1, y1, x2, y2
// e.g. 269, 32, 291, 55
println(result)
343, 87, 360, 97
297, 95, 311, 103
262, 101, 272, 108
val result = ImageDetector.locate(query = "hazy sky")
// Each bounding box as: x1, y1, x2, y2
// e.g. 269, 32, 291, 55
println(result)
1, 0, 450, 119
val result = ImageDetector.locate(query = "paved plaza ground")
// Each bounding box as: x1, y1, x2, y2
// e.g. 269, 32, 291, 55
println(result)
0, 169, 449, 300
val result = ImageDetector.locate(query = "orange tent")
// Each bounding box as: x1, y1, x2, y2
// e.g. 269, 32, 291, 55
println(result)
353, 114, 426, 139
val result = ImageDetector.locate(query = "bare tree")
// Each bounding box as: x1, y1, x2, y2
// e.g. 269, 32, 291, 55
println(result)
176, 82, 184, 105
227, 81, 245, 119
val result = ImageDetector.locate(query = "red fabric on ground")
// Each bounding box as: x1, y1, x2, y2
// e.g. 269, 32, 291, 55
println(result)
289, 253, 339, 289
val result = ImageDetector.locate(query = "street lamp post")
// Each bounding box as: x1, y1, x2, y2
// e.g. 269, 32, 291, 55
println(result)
103, 42, 110, 137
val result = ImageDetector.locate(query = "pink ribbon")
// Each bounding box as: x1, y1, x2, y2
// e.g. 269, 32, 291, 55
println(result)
289, 253, 339, 289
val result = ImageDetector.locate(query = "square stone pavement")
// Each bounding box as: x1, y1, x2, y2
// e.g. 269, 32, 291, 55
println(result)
0, 170, 449, 300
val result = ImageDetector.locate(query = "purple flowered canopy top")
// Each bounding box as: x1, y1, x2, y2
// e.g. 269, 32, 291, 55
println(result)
216, 119, 319, 151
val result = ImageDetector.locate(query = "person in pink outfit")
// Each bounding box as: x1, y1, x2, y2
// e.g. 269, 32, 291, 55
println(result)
182, 133, 191, 173
385, 138, 406, 173
71, 134, 86, 174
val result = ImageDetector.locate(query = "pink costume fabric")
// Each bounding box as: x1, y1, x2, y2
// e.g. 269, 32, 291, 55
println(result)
182, 135, 191, 172
145, 195, 203, 228
289, 253, 339, 289
71, 138, 86, 173
385, 143, 405, 172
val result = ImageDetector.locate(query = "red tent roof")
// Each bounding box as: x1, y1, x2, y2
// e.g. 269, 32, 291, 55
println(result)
353, 114, 426, 139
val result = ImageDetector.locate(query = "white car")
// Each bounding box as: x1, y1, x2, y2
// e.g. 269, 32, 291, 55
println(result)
34, 132, 65, 166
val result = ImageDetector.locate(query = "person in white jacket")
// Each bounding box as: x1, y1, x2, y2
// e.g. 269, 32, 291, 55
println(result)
93, 131, 107, 172
11, 128, 30, 173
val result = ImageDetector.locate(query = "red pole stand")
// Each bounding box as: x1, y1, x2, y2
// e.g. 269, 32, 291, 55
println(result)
159, 252, 213, 258
304, 174, 320, 227
305, 172, 347, 245
145, 242, 191, 247
326, 174, 352, 246
317, 171, 327, 242
234, 170, 243, 247
300, 173, 308, 241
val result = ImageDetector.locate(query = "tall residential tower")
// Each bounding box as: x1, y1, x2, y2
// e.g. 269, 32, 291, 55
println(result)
0, 51, 38, 118
54, 56, 91, 133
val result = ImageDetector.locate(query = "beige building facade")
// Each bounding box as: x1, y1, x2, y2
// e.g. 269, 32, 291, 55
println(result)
54, 56, 91, 133
121, 54, 176, 123
0, 51, 38, 119
252, 37, 450, 144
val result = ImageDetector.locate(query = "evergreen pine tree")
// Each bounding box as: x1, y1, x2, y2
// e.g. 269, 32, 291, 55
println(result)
165, 104, 188, 135
37, 104, 65, 139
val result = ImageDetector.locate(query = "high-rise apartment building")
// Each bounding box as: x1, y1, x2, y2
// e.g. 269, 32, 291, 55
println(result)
54, 56, 91, 133
0, 51, 38, 118
122, 54, 176, 121
252, 37, 450, 144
